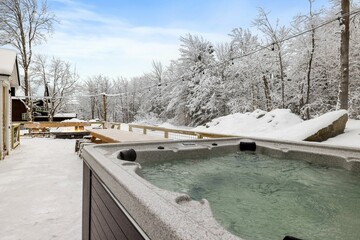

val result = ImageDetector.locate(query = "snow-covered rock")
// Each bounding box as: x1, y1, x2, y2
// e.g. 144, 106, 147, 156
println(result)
305, 111, 348, 141
267, 110, 348, 141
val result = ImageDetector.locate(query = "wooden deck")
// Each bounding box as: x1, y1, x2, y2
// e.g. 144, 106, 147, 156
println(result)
88, 129, 166, 143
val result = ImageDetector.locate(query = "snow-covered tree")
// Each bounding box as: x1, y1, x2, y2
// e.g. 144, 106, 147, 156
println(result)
253, 8, 290, 108
0, 0, 56, 121
31, 55, 78, 121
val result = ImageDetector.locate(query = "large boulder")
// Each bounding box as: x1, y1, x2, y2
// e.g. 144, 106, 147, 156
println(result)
266, 110, 348, 142
305, 111, 348, 142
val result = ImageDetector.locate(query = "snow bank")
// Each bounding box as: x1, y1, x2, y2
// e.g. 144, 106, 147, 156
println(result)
193, 109, 303, 136
89, 119, 100, 123
192, 109, 353, 145
266, 110, 348, 141
61, 118, 86, 122
324, 119, 360, 148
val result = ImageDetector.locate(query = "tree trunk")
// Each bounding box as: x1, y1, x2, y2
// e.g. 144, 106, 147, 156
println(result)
91, 97, 95, 119
277, 48, 285, 109
23, 66, 33, 121
102, 94, 107, 122
251, 84, 256, 110
262, 75, 272, 111
339, 0, 350, 110
305, 1, 316, 119
48, 112, 54, 122
48, 101, 54, 122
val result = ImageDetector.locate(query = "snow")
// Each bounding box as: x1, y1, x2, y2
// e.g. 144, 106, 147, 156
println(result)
158, 122, 193, 130
0, 138, 82, 240
263, 110, 348, 141
0, 48, 17, 76
61, 118, 85, 122
193, 109, 303, 136
193, 109, 359, 148
88, 119, 100, 123
1, 109, 359, 240
323, 119, 360, 148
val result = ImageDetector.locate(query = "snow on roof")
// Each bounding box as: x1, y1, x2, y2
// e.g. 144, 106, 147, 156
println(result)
0, 48, 20, 87
54, 113, 77, 118
61, 118, 85, 122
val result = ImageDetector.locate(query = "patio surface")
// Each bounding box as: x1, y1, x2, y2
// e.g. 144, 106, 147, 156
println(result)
0, 137, 82, 240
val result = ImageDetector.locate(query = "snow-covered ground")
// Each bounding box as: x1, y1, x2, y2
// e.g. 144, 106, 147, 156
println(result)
193, 109, 360, 148
324, 119, 360, 147
1, 109, 359, 240
0, 138, 82, 240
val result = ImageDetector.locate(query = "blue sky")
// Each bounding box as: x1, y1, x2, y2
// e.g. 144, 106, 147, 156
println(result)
36, 0, 330, 79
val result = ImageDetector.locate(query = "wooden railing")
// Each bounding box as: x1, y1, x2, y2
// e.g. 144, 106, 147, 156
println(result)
23, 121, 92, 135
24, 122, 91, 128
11, 123, 21, 149
101, 121, 121, 130
20, 120, 234, 140
128, 123, 235, 139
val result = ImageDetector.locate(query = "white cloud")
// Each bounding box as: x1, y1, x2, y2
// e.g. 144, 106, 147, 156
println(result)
36, 0, 230, 79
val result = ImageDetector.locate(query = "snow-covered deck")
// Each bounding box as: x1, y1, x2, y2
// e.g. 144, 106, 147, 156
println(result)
0, 138, 81, 240
0, 113, 359, 240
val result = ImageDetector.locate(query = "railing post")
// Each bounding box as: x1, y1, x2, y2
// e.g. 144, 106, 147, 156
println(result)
164, 131, 169, 138
143, 127, 147, 135
197, 134, 203, 139
11, 125, 14, 149
129, 126, 133, 132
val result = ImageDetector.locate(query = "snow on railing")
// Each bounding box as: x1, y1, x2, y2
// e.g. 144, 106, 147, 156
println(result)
127, 123, 235, 140
99, 121, 235, 140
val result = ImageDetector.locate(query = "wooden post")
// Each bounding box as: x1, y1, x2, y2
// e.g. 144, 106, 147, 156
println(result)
102, 94, 107, 122
164, 131, 169, 138
143, 128, 147, 135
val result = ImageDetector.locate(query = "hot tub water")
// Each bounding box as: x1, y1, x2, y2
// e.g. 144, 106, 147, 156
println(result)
140, 152, 360, 240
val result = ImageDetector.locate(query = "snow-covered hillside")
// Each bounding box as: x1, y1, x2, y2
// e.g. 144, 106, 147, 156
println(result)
193, 109, 303, 136
193, 109, 360, 148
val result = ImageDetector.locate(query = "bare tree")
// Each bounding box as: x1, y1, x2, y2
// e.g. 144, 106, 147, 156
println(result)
31, 55, 78, 121
81, 75, 112, 121
0, 0, 55, 121
151, 60, 164, 84
339, 0, 350, 109
301, 0, 317, 119
253, 8, 290, 108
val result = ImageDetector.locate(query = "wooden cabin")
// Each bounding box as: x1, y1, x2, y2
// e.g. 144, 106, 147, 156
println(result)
0, 48, 20, 160
12, 98, 77, 122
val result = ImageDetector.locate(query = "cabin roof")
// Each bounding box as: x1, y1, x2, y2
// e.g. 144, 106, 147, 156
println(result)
0, 48, 21, 87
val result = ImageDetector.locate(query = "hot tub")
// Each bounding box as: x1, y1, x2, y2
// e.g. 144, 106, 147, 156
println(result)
81, 138, 360, 240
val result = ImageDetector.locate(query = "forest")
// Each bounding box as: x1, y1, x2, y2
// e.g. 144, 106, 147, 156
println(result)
73, 1, 360, 126
1, 0, 359, 126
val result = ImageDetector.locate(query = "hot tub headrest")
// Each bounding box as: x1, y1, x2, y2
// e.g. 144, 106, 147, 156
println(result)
117, 148, 137, 161
283, 236, 303, 240
239, 141, 256, 151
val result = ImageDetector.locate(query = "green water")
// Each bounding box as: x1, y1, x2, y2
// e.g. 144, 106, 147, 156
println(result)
140, 152, 360, 240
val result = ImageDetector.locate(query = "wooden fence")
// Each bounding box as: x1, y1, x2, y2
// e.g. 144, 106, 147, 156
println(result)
19, 120, 235, 140
23, 121, 92, 136
127, 123, 235, 140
